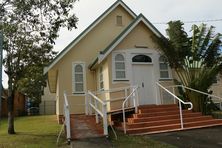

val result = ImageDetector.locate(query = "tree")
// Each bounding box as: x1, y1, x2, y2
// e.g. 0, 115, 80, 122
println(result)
0, 0, 78, 134
158, 21, 222, 113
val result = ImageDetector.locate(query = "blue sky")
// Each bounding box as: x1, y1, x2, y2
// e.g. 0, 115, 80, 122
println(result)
2, 0, 222, 87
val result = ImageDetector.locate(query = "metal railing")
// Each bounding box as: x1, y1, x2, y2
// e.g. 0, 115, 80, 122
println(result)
86, 85, 139, 135
87, 91, 108, 136
165, 85, 222, 109
122, 86, 139, 134
63, 92, 71, 144
156, 82, 193, 129
93, 86, 137, 103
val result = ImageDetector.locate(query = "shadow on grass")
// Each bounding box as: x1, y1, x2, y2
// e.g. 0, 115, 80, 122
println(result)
109, 129, 176, 148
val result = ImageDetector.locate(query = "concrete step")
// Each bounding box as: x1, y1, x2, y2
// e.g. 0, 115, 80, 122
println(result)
138, 104, 177, 109
139, 106, 179, 113
132, 110, 192, 118
113, 103, 222, 135
128, 112, 202, 123
184, 119, 222, 128
125, 119, 222, 135
125, 123, 181, 134
125, 116, 213, 128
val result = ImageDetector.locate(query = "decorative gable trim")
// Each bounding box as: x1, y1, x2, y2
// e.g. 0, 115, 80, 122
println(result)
44, 0, 137, 74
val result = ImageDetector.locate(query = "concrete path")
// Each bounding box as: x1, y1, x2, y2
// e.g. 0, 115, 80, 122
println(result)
70, 115, 113, 147
70, 115, 104, 139
148, 126, 222, 148
71, 137, 112, 148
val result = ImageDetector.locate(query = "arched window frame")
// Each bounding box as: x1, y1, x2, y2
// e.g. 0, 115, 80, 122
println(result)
72, 62, 86, 94
112, 53, 127, 81
132, 54, 152, 63
159, 56, 170, 79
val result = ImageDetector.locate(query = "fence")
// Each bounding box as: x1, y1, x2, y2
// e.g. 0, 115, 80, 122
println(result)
39, 100, 56, 115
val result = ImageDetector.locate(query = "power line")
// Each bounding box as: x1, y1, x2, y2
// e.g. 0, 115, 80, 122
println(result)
153, 18, 222, 25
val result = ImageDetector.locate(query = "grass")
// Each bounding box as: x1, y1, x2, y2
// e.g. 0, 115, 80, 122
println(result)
109, 130, 176, 148
0, 115, 175, 148
0, 115, 69, 148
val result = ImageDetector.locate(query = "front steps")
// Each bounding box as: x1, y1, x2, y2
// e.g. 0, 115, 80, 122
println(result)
114, 104, 222, 135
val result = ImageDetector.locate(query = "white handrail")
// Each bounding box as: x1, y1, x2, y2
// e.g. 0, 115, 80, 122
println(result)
181, 85, 222, 100
88, 91, 106, 105
156, 83, 193, 110
156, 82, 193, 129
93, 86, 135, 95
87, 90, 108, 136
122, 86, 139, 134
63, 92, 71, 144
164, 84, 222, 109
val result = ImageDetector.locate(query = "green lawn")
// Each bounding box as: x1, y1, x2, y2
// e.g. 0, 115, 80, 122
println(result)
110, 131, 176, 148
0, 115, 175, 148
0, 115, 68, 148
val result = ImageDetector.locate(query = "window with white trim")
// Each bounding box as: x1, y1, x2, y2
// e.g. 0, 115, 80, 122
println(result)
72, 63, 85, 93
159, 56, 170, 79
99, 66, 104, 90
114, 53, 126, 80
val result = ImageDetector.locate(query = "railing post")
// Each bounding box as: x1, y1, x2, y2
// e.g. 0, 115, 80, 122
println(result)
124, 88, 128, 107
173, 87, 176, 104
135, 89, 139, 113
156, 83, 160, 105
85, 93, 89, 115
102, 103, 108, 136
133, 90, 136, 106
63, 91, 71, 144
95, 99, 99, 123
89, 94, 92, 115
122, 106, 126, 134
179, 101, 184, 129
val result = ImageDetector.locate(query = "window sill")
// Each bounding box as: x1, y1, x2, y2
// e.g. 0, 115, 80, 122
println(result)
73, 92, 86, 96
113, 79, 129, 82
159, 78, 173, 81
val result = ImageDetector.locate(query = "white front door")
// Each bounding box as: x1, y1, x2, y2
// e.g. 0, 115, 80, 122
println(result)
132, 64, 156, 105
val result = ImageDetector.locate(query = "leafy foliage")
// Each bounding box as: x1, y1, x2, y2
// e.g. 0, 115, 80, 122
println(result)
0, 0, 78, 134
158, 21, 222, 113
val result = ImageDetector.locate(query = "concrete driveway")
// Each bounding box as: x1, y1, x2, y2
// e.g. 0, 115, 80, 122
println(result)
148, 126, 222, 148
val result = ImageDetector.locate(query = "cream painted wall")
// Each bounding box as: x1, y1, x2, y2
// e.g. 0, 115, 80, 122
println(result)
49, 5, 135, 115
211, 76, 222, 98
103, 21, 165, 109
56, 73, 60, 115
107, 22, 161, 88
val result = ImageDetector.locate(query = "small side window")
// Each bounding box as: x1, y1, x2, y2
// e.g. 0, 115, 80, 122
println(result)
114, 53, 126, 80
159, 56, 170, 79
116, 15, 123, 26
72, 63, 85, 94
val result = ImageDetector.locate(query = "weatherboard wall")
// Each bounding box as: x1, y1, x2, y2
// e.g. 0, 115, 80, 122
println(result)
51, 5, 135, 115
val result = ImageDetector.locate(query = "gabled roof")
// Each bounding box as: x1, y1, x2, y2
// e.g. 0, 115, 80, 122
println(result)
44, 0, 137, 74
89, 14, 165, 69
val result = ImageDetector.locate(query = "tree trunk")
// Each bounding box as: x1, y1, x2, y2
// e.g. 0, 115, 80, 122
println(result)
7, 72, 15, 134
7, 95, 15, 134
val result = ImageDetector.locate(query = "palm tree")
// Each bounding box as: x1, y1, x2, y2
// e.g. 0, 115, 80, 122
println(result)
158, 21, 222, 113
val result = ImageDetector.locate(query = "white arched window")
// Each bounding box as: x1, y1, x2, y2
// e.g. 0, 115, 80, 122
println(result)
72, 63, 85, 93
114, 53, 126, 80
159, 56, 170, 79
